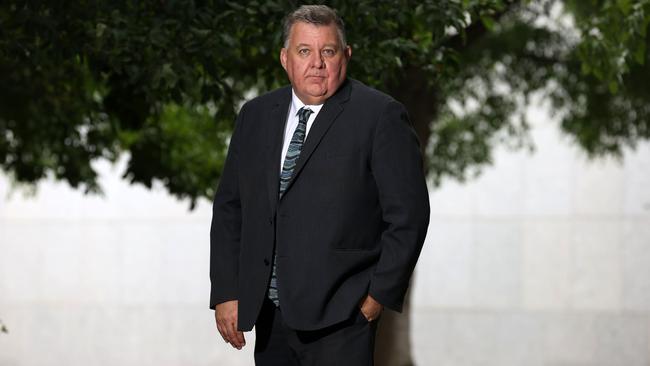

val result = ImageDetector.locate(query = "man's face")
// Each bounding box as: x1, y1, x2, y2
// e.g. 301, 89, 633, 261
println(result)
280, 21, 352, 105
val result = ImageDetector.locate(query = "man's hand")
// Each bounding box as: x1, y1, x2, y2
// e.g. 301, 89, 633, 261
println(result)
359, 294, 383, 322
215, 300, 246, 350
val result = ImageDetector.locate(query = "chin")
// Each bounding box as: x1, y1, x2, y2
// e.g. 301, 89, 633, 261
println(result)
306, 88, 327, 97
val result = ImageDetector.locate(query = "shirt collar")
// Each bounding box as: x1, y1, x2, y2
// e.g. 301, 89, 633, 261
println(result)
290, 89, 324, 117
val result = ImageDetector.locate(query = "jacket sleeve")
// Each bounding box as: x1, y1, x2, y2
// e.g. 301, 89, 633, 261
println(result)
209, 104, 248, 309
368, 100, 430, 312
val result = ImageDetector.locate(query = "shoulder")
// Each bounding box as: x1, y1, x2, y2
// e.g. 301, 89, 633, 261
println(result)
347, 78, 398, 108
344, 79, 407, 125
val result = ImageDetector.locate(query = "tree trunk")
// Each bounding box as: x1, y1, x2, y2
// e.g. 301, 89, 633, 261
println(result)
375, 67, 437, 366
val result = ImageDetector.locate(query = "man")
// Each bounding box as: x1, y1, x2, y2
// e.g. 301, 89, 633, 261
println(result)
210, 5, 429, 365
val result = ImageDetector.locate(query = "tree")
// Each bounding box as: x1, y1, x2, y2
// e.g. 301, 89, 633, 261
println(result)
1, 0, 649, 364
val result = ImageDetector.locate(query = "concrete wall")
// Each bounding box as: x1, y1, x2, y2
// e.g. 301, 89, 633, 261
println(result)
411, 104, 650, 366
1, 103, 649, 365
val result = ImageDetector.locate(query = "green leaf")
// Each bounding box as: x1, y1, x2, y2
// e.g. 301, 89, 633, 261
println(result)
609, 80, 619, 94
617, 0, 632, 15
480, 15, 495, 31
635, 42, 647, 64
95, 23, 107, 38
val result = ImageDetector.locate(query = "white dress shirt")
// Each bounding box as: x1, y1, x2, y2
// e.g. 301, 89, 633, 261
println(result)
279, 90, 324, 172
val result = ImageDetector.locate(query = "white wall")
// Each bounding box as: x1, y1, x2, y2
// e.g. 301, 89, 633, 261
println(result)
1, 102, 649, 365
412, 103, 650, 366
0, 162, 249, 366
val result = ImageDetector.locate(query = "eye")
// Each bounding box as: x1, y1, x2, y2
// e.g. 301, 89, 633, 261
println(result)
298, 48, 310, 56
322, 49, 336, 57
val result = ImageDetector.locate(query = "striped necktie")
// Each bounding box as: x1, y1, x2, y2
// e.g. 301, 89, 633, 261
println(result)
268, 106, 313, 306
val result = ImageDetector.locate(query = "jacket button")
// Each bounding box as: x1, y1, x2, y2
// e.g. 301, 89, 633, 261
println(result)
263, 258, 270, 266
268, 217, 273, 225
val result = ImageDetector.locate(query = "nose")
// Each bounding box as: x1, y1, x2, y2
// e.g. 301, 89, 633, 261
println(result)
310, 52, 324, 68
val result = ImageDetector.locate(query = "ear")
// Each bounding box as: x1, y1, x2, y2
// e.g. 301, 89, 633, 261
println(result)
280, 48, 288, 71
344, 45, 352, 61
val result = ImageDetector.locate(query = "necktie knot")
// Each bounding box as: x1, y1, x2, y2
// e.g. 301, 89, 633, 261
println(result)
297, 107, 313, 124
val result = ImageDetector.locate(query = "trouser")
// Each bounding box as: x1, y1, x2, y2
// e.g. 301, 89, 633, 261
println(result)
254, 297, 380, 366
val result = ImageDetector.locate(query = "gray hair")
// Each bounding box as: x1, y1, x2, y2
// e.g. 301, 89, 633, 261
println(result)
282, 5, 347, 49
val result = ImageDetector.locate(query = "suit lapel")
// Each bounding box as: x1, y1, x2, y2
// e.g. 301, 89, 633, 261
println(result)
266, 87, 292, 214
279, 79, 352, 199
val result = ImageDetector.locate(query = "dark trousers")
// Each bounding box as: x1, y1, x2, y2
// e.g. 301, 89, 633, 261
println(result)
254, 298, 380, 366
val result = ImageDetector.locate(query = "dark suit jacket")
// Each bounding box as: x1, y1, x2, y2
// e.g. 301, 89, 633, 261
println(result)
209, 78, 430, 331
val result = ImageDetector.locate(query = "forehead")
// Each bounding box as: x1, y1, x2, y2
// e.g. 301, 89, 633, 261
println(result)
287, 21, 340, 47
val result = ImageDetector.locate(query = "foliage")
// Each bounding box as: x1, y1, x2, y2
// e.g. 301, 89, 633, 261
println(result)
1, 0, 649, 206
